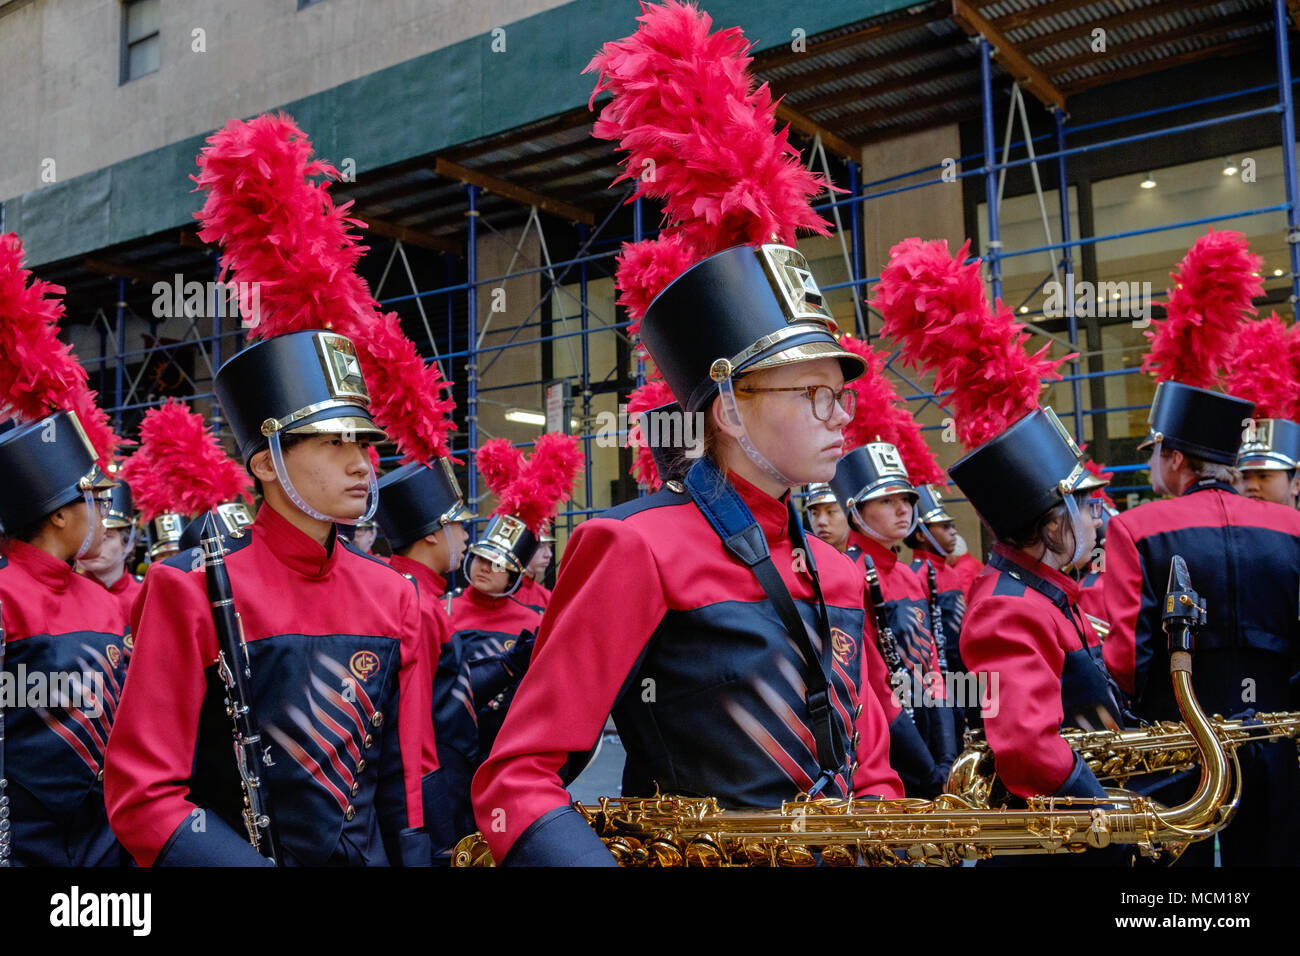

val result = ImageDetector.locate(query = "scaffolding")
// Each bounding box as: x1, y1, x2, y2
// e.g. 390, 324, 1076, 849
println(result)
69, 0, 1300, 537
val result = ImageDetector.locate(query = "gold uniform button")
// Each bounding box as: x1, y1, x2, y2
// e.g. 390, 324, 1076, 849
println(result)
370, 711, 383, 728
345, 805, 356, 821
96, 769, 104, 783
851, 732, 860, 750
363, 734, 374, 749
356, 759, 367, 774
350, 782, 360, 797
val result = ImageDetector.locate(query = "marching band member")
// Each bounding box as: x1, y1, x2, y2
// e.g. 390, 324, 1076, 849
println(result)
805, 483, 850, 553
1103, 382, 1300, 864
449, 435, 582, 755
77, 481, 144, 624
951, 408, 1121, 805
0, 232, 128, 866
1237, 417, 1300, 509
104, 331, 436, 866
0, 413, 128, 866
472, 244, 902, 865
830, 444, 955, 795
515, 523, 555, 610
376, 459, 478, 864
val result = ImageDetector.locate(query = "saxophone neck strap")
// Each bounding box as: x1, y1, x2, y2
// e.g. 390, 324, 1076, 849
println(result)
684, 458, 845, 794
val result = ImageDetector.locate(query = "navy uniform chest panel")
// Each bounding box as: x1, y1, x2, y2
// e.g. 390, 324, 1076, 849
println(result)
5, 629, 128, 816
881, 595, 934, 673
432, 636, 479, 760
1137, 525, 1300, 655
190, 631, 401, 866
613, 598, 865, 808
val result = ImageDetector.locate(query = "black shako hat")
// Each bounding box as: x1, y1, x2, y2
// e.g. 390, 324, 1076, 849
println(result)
914, 484, 955, 525
214, 330, 387, 465
375, 459, 474, 552
829, 442, 918, 511
104, 480, 135, 529
1238, 417, 1300, 471
948, 407, 1107, 541
0, 411, 115, 533
639, 244, 866, 413
468, 515, 539, 577
1137, 381, 1255, 466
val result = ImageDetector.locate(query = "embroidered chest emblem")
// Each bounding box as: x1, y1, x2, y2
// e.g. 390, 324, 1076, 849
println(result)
106, 645, 122, 668
830, 627, 857, 666
349, 650, 381, 683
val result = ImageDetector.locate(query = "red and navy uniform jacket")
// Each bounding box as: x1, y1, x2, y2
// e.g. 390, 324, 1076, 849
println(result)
390, 554, 483, 863
910, 550, 967, 670
1100, 481, 1300, 865
1102, 481, 1300, 720
951, 552, 984, 597
449, 584, 542, 752
471, 473, 902, 866
1075, 567, 1108, 632
1, 541, 129, 866
91, 568, 144, 665
515, 575, 552, 611
103, 505, 434, 867
961, 544, 1113, 799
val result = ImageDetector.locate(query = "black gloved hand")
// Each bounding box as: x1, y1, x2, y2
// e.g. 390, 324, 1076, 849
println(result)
503, 629, 537, 678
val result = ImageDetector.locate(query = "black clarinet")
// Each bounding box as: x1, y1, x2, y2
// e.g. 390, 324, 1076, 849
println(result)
862, 555, 913, 720
202, 513, 279, 864
925, 562, 949, 674
0, 598, 9, 867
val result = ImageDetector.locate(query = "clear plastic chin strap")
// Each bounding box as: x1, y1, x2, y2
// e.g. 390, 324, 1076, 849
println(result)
443, 523, 465, 571
268, 430, 378, 526
849, 498, 919, 546
461, 550, 522, 598
716, 375, 799, 488
74, 489, 98, 560
1061, 491, 1089, 569
919, 521, 950, 557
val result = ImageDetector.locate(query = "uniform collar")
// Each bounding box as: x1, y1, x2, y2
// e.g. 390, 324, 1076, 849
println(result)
3, 539, 77, 592
388, 553, 446, 596
466, 584, 512, 610
858, 534, 899, 574
727, 471, 792, 543
1183, 478, 1237, 497
253, 504, 341, 579
991, 542, 1082, 603
104, 567, 131, 592
912, 549, 944, 572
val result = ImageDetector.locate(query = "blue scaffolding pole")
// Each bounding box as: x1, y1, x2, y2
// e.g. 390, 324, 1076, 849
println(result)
979, 37, 1002, 303
1275, 0, 1300, 303
465, 183, 480, 508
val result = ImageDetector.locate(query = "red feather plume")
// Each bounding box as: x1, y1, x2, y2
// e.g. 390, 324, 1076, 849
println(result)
837, 334, 946, 484
625, 376, 678, 491
585, 1, 833, 327
869, 237, 1072, 449
0, 233, 120, 467
1142, 229, 1262, 388
192, 113, 456, 463
1078, 445, 1116, 510
1221, 312, 1300, 420
119, 399, 251, 521
480, 433, 583, 533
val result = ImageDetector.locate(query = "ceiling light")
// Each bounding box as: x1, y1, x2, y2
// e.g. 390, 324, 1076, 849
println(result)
1019, 305, 1029, 313
1274, 268, 1284, 277
1223, 159, 1238, 177
505, 409, 546, 427
1140, 173, 1156, 189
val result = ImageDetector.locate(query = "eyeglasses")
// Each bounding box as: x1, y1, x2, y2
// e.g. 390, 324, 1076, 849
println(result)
733, 384, 857, 423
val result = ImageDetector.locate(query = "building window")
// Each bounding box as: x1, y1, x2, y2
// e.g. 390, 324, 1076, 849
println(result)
121, 0, 160, 84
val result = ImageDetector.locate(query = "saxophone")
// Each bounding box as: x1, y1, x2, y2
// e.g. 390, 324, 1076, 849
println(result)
453, 557, 1237, 866
948, 712, 1300, 809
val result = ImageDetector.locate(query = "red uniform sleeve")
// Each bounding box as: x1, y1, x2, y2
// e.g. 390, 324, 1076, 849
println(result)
471, 517, 666, 862
859, 601, 901, 723
415, 592, 450, 775
104, 562, 218, 866
959, 596, 1075, 797
393, 580, 433, 828
1101, 515, 1145, 697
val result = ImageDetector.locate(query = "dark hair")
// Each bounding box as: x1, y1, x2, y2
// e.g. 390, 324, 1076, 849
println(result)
997, 489, 1090, 555
1159, 445, 1238, 483
251, 432, 315, 497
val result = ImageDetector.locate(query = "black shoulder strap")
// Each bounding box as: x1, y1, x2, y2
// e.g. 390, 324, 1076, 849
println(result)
684, 459, 846, 794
